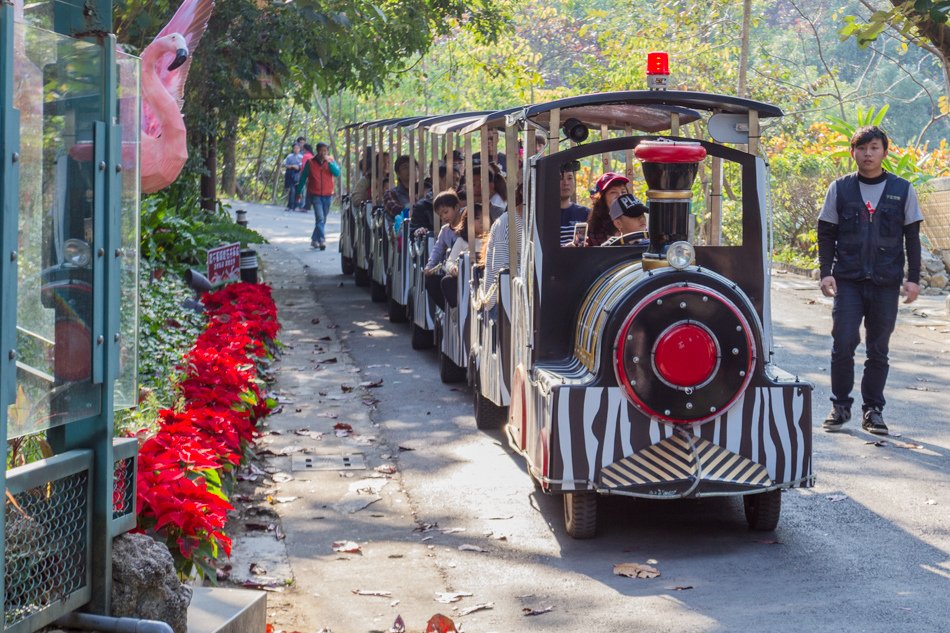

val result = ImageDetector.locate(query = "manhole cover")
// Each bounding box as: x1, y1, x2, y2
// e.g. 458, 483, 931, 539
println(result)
292, 454, 366, 471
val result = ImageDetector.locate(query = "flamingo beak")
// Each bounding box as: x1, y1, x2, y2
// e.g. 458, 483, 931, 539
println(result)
168, 48, 189, 71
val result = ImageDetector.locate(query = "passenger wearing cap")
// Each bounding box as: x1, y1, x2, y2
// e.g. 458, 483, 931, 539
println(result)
586, 171, 633, 246
601, 193, 649, 246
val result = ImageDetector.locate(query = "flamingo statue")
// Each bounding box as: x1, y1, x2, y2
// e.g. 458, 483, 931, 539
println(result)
139, 0, 215, 193
57, 0, 214, 193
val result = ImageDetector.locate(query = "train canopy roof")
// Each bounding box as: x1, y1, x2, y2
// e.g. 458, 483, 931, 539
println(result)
428, 115, 492, 136
457, 106, 525, 136
512, 90, 783, 133
407, 111, 495, 132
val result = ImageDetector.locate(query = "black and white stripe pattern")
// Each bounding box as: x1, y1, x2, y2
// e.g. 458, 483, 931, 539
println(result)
473, 272, 512, 407
410, 236, 436, 331
521, 379, 811, 493
354, 202, 373, 271
390, 221, 413, 306
370, 210, 389, 286
339, 199, 355, 259
440, 254, 471, 367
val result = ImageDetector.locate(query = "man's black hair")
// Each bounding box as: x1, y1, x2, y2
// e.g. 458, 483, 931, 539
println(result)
296, 136, 306, 143
850, 126, 889, 151
316, 142, 329, 151
394, 155, 412, 172
303, 143, 314, 154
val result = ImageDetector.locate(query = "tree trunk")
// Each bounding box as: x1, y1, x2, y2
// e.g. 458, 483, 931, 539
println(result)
201, 132, 217, 211
270, 105, 297, 204
250, 120, 270, 201
221, 113, 238, 198
738, 0, 752, 98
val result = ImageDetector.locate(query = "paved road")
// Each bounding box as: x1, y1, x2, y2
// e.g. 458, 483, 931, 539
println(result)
234, 201, 950, 633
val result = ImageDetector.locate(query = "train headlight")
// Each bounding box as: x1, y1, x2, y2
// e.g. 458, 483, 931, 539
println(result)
63, 239, 91, 267
666, 241, 694, 269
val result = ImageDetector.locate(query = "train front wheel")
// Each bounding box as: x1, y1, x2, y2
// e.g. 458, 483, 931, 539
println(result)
743, 489, 782, 531
341, 256, 355, 275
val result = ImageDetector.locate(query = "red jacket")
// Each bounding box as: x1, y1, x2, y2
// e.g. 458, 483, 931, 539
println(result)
301, 157, 339, 196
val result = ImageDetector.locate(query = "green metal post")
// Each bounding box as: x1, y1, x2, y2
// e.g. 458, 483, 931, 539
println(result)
0, 0, 21, 620
53, 0, 112, 36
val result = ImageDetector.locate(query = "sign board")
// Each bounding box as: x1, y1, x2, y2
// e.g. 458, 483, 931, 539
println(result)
207, 242, 241, 286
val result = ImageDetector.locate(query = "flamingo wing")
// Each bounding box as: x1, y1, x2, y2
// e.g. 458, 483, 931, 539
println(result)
142, 0, 214, 138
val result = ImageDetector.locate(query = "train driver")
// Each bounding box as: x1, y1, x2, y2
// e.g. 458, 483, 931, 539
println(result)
600, 193, 649, 246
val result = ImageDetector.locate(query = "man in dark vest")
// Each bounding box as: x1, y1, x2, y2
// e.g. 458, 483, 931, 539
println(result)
817, 125, 923, 435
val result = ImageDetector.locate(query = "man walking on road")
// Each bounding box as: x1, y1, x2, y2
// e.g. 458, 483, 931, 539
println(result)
298, 142, 340, 250
817, 125, 924, 435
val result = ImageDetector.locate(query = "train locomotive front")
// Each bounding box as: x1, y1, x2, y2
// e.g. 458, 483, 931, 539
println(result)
505, 95, 814, 538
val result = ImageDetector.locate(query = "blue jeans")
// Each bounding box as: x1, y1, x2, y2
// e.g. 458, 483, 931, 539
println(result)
830, 279, 900, 411
307, 195, 332, 244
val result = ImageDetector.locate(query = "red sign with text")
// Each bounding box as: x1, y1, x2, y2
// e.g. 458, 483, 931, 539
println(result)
207, 242, 241, 286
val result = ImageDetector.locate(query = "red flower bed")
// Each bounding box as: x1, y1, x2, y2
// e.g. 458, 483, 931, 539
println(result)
135, 282, 280, 578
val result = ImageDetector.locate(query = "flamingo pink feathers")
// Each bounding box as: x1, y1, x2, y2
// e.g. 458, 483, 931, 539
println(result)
140, 0, 215, 193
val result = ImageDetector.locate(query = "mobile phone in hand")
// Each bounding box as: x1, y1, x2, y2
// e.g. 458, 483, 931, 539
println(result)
573, 222, 588, 245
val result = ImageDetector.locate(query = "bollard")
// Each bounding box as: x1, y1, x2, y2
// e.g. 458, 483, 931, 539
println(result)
235, 209, 248, 226
240, 249, 258, 283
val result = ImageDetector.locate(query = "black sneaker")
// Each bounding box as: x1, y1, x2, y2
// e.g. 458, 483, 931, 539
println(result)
310, 241, 319, 249
822, 404, 851, 432
319, 242, 326, 251
862, 408, 889, 435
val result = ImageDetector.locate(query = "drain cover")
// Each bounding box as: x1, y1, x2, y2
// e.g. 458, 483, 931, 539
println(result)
292, 454, 366, 471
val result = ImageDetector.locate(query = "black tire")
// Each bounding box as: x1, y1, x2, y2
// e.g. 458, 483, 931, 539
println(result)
371, 280, 387, 302
354, 267, 370, 287
744, 489, 782, 531
411, 323, 433, 350
439, 352, 467, 384
474, 388, 507, 430
341, 256, 355, 275
563, 492, 598, 539
388, 298, 408, 323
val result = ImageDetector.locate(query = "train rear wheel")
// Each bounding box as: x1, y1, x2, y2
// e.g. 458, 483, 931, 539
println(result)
388, 298, 408, 323
744, 489, 781, 531
341, 256, 355, 275
439, 352, 466, 384
370, 280, 387, 302
411, 324, 433, 350
473, 388, 507, 430
354, 267, 370, 287
563, 492, 598, 539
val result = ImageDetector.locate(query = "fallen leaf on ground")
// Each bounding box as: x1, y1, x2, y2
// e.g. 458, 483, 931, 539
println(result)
311, 318, 320, 324
826, 494, 847, 502
375, 464, 397, 474
864, 440, 887, 447
440, 527, 465, 534
458, 602, 494, 616
341, 385, 354, 393
891, 441, 924, 450
352, 589, 392, 597
458, 544, 488, 553
332, 540, 362, 554
249, 563, 268, 576
414, 522, 438, 532
434, 591, 473, 603
271, 473, 293, 483
667, 586, 693, 591
360, 379, 384, 388
480, 514, 514, 520
613, 562, 661, 579
334, 422, 354, 437
268, 496, 298, 504
398, 445, 415, 451
389, 615, 406, 633
425, 614, 458, 633
522, 606, 553, 616
925, 499, 937, 505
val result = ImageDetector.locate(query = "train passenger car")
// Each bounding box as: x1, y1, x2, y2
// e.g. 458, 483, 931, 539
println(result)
338, 123, 360, 275
351, 118, 398, 288
497, 85, 813, 538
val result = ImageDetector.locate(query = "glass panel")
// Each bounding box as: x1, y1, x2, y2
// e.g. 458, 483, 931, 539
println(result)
9, 24, 103, 438
114, 51, 140, 410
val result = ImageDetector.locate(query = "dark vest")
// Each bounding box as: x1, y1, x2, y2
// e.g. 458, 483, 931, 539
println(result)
832, 172, 909, 285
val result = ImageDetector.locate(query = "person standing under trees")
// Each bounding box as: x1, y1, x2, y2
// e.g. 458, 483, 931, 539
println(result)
298, 142, 315, 211
818, 125, 924, 436
298, 142, 340, 250
283, 143, 303, 211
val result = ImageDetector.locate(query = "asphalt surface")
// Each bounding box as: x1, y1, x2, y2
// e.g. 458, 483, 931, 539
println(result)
230, 200, 950, 633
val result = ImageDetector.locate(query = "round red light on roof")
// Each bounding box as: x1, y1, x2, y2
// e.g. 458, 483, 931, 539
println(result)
646, 52, 669, 76
654, 323, 717, 388
635, 140, 707, 163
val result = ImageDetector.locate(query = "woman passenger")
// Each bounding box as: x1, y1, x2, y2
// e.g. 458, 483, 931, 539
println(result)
423, 191, 463, 310
586, 172, 635, 246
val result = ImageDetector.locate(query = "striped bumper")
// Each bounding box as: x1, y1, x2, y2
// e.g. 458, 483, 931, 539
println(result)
600, 431, 772, 496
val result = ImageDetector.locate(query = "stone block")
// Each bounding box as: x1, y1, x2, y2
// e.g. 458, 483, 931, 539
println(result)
112, 534, 192, 633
